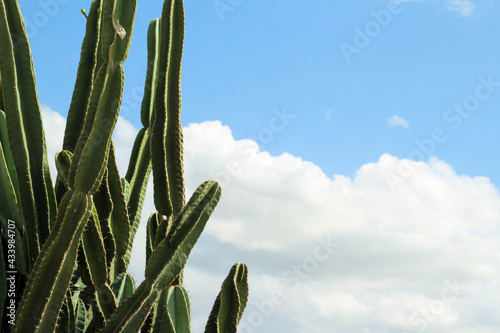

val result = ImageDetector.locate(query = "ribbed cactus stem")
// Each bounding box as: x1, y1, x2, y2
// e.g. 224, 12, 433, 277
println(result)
2, 0, 251, 330
123, 18, 159, 272
0, 0, 56, 266
205, 263, 249, 333
151, 0, 186, 218
100, 181, 221, 332
14, 191, 92, 333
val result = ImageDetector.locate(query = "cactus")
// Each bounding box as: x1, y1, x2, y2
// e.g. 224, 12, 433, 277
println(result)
0, 0, 249, 332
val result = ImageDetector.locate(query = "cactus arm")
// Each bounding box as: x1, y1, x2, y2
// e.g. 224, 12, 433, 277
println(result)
146, 212, 160, 263
151, 0, 185, 217
100, 180, 221, 332
150, 289, 168, 332
82, 205, 117, 319
101, 283, 162, 333
14, 191, 92, 333
92, 172, 116, 272
67, 62, 107, 191
146, 181, 220, 282
0, 111, 23, 228
0, 0, 53, 265
54, 150, 74, 203
123, 131, 152, 270
125, 127, 145, 182
99, 0, 115, 61
0, 130, 28, 277
62, 0, 103, 152
0, 110, 20, 203
122, 19, 161, 270
125, 19, 158, 183
141, 18, 160, 128
107, 141, 130, 277
205, 263, 249, 333
0, 141, 22, 226
111, 273, 136, 305
150, 0, 186, 283
164, 285, 191, 332
0, 129, 28, 276
123, 120, 153, 272
55, 150, 74, 190
100, 0, 136, 64
72, 64, 124, 194
0, 131, 28, 277
112, 0, 137, 63
164, 0, 185, 217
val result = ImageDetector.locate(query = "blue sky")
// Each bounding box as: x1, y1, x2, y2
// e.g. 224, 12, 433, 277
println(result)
21, 0, 500, 184
23, 0, 500, 186
17, 0, 500, 332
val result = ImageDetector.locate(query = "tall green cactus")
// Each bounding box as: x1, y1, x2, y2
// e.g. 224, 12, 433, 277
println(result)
0, 0, 249, 332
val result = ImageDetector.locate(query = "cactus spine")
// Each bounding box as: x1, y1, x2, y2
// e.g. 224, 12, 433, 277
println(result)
0, 0, 249, 331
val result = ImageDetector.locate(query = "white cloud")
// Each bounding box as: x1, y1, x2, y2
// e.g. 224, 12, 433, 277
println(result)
393, 0, 476, 16
40, 110, 500, 332
388, 115, 409, 128
41, 105, 66, 177
447, 0, 476, 16
180, 120, 500, 332
112, 116, 138, 176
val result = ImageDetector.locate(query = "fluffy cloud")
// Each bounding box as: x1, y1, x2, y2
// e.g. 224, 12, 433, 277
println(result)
41, 110, 500, 332
181, 121, 500, 332
388, 115, 409, 128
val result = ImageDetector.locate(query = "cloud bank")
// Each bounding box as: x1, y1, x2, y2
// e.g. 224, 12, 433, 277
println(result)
41, 109, 500, 332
